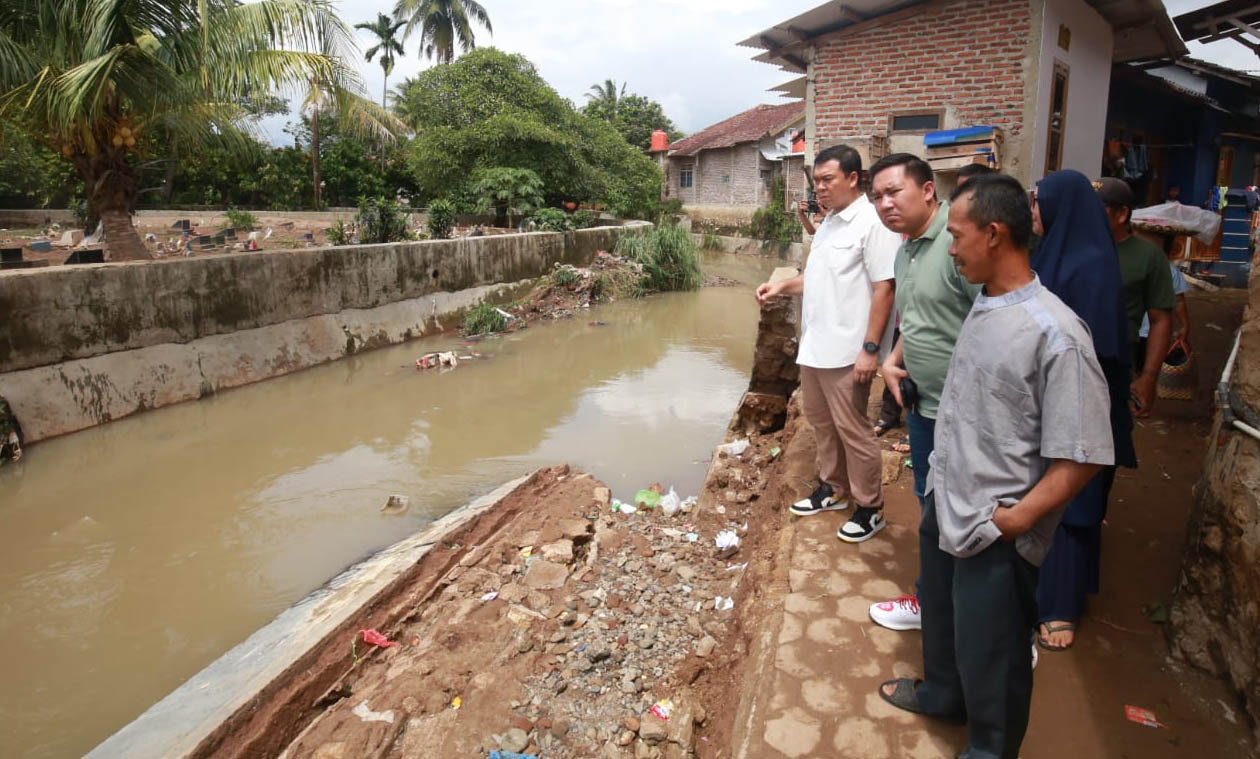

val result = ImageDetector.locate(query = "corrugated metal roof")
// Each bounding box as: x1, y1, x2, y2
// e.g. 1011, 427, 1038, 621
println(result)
740, 0, 1185, 66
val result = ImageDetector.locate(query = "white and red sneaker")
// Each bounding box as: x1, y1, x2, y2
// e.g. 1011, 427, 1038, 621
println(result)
869, 595, 922, 631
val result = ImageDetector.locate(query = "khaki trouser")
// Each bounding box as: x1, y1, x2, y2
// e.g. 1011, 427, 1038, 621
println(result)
799, 364, 883, 510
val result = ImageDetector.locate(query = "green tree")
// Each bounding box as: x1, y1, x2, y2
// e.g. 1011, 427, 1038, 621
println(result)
393, 49, 661, 219
299, 29, 406, 210
586, 79, 626, 120
394, 0, 492, 64
472, 167, 543, 227
355, 13, 406, 108
0, 0, 373, 260
0, 118, 79, 208
584, 91, 682, 151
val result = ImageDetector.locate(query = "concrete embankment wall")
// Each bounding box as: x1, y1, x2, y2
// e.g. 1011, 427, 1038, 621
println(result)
1171, 267, 1260, 749
0, 226, 634, 442
692, 233, 804, 264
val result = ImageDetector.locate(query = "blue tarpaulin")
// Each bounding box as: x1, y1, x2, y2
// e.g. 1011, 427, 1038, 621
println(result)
924, 126, 998, 147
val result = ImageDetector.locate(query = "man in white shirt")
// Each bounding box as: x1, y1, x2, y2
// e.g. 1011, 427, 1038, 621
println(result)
757, 145, 900, 542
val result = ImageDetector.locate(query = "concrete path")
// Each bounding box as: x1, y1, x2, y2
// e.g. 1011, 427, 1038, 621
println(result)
733, 476, 964, 759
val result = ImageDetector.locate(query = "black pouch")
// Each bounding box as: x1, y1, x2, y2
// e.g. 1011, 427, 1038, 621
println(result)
899, 376, 920, 414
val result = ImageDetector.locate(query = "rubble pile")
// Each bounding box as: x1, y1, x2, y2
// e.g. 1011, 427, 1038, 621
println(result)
281, 448, 787, 759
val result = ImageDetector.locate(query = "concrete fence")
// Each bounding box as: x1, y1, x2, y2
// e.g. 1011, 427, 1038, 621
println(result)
0, 226, 638, 442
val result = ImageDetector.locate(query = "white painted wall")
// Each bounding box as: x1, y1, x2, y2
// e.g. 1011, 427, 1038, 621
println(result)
1030, 0, 1113, 178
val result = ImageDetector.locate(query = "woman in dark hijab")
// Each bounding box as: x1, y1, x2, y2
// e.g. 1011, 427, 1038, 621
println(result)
1030, 169, 1136, 651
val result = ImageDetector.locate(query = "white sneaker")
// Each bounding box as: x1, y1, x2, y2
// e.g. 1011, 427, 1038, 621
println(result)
869, 595, 922, 631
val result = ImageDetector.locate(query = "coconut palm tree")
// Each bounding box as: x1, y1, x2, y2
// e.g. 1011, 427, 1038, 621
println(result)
394, 0, 492, 65
586, 79, 627, 121
355, 13, 405, 108
0, 0, 377, 260
300, 31, 407, 209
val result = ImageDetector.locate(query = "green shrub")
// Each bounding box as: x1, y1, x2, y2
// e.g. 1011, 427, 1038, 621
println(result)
356, 196, 412, 244
701, 231, 723, 250
225, 207, 258, 230
614, 222, 702, 293
552, 265, 580, 288
748, 178, 799, 244
462, 303, 508, 335
427, 199, 456, 239
533, 207, 572, 232
327, 219, 351, 246
656, 197, 684, 224
573, 209, 599, 229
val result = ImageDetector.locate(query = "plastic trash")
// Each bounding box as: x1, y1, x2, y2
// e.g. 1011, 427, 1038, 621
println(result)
380, 495, 410, 515
481, 591, 500, 602
717, 439, 751, 457
488, 752, 538, 759
650, 698, 675, 720
635, 489, 661, 509
359, 629, 399, 648
715, 530, 740, 550
685, 532, 700, 543
612, 499, 636, 514
725, 562, 749, 571
660, 488, 682, 516
352, 700, 395, 724
715, 596, 735, 611
770, 446, 782, 458
680, 496, 698, 513
1124, 705, 1163, 728
451, 696, 462, 710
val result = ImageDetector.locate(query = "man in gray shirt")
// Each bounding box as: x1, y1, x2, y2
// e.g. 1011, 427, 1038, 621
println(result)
878, 175, 1114, 759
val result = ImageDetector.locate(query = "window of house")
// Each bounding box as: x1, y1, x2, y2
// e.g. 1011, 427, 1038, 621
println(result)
680, 168, 693, 188
889, 110, 943, 133
1044, 62, 1070, 175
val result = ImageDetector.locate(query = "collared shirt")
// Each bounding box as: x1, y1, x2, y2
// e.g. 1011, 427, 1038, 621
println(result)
892, 200, 982, 418
927, 275, 1114, 565
797, 194, 900, 369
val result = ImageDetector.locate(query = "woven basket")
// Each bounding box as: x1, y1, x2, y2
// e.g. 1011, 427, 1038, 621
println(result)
1157, 338, 1197, 401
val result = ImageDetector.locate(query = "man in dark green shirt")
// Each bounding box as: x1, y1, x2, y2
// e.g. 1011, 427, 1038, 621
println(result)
1095, 178, 1174, 416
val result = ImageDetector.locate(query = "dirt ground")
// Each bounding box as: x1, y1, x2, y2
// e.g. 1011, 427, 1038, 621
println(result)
0, 211, 519, 266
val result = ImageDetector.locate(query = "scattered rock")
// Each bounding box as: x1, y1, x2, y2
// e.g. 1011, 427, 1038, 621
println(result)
499, 728, 530, 753
695, 635, 717, 658
639, 715, 667, 744
618, 730, 635, 746
523, 560, 569, 590
594, 487, 611, 506
541, 539, 575, 563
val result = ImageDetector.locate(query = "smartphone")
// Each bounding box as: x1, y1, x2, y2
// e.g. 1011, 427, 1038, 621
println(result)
807, 193, 819, 214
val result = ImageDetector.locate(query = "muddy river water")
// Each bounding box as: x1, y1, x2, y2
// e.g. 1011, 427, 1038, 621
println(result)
0, 252, 779, 757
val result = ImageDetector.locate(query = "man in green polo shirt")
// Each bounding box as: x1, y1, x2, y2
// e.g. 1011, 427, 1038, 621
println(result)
864, 153, 982, 631
1095, 177, 1174, 417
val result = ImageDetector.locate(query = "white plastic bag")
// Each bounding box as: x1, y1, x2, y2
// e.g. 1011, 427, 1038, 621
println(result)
1130, 201, 1222, 244
717, 439, 750, 457
660, 487, 682, 516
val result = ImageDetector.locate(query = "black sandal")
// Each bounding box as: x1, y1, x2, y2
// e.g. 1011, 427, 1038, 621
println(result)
873, 418, 899, 437
878, 679, 966, 724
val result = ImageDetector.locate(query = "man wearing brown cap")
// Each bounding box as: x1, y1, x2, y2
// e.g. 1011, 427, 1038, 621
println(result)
1095, 177, 1175, 417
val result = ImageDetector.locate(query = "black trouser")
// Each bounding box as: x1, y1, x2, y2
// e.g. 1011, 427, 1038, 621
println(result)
916, 494, 1039, 759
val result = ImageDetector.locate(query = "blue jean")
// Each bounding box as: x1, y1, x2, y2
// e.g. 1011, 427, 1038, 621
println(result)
907, 410, 936, 597
906, 410, 936, 508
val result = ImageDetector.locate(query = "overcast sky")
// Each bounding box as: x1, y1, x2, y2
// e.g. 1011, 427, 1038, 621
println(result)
264, 0, 1260, 143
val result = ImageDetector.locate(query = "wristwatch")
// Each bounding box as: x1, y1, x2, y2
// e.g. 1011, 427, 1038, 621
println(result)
862, 341, 879, 355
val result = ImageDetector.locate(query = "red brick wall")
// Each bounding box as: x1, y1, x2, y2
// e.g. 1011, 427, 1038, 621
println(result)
813, 0, 1031, 146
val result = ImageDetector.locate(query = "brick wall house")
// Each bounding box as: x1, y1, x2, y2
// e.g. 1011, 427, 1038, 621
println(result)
652, 102, 804, 213
741, 0, 1185, 187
